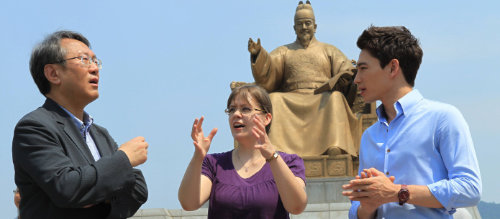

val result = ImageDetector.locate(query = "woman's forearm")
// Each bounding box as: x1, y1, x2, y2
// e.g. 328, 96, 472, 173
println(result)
178, 153, 211, 211
269, 156, 307, 214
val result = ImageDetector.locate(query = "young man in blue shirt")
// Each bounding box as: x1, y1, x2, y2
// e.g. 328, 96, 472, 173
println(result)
342, 26, 481, 219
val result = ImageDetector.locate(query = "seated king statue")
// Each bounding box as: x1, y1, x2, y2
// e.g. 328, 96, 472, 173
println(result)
247, 1, 362, 157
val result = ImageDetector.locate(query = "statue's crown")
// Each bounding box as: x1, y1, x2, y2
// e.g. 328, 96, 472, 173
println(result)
295, 1, 315, 20
296, 1, 313, 11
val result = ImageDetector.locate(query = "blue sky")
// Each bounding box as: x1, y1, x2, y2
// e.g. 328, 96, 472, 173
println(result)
1, 1, 499, 217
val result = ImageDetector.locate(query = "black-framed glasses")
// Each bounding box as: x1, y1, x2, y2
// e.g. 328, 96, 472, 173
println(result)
57, 55, 102, 69
224, 107, 265, 116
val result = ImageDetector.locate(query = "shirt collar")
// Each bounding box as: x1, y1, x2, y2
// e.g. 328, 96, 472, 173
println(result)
57, 105, 94, 135
376, 89, 424, 122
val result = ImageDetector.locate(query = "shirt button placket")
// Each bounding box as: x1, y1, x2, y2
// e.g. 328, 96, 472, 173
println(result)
383, 124, 390, 177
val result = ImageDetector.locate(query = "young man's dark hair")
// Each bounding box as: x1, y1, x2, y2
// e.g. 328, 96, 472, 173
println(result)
357, 26, 423, 86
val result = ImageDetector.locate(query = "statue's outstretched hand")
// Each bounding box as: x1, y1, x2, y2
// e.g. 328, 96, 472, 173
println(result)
191, 116, 218, 158
248, 38, 262, 56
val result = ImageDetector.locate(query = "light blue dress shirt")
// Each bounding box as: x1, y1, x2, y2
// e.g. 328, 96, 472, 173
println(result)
59, 106, 101, 161
349, 89, 481, 219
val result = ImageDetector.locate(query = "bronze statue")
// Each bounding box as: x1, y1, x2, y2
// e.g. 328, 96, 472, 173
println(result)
247, 1, 361, 157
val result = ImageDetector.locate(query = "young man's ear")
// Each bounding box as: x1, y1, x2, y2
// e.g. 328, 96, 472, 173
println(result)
389, 59, 401, 78
43, 64, 61, 85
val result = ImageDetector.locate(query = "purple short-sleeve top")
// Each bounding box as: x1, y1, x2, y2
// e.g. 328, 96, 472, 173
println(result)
201, 150, 306, 219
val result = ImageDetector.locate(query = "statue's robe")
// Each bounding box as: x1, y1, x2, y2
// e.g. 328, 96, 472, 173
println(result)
251, 38, 361, 157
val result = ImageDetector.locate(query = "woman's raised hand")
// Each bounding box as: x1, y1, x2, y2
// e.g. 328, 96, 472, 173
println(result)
191, 116, 218, 158
252, 116, 275, 159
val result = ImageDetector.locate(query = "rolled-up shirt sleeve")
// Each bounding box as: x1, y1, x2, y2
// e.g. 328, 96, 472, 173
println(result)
427, 106, 482, 212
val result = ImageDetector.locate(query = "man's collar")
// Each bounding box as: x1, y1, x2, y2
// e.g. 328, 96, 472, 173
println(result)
57, 103, 94, 128
397, 89, 423, 114
376, 89, 423, 121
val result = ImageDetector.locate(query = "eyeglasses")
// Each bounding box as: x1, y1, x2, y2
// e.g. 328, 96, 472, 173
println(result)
57, 55, 102, 69
224, 107, 265, 116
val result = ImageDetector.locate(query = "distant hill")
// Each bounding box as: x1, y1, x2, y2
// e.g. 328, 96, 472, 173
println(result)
478, 201, 500, 219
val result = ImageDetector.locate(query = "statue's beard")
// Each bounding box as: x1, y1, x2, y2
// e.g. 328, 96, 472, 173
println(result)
297, 32, 313, 48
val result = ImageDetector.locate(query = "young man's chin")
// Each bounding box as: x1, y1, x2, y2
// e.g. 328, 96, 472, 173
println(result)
362, 96, 376, 104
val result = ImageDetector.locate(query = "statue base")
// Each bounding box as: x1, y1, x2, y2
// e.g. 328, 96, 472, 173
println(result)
303, 154, 358, 178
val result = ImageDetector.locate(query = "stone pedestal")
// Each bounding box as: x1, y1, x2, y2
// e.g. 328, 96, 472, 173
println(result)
303, 155, 357, 178
306, 177, 352, 204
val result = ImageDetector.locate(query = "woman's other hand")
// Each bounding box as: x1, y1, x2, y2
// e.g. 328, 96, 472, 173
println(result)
191, 116, 218, 158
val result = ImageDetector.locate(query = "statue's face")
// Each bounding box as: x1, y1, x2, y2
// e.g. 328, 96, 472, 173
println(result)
294, 16, 316, 44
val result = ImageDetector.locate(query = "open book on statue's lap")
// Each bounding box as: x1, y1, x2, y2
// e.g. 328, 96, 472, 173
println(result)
313, 71, 353, 95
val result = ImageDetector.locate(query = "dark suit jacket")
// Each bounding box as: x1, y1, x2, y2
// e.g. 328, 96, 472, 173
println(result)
12, 98, 148, 219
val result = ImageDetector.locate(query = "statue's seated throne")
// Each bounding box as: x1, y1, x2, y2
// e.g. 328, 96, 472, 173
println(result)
230, 69, 377, 178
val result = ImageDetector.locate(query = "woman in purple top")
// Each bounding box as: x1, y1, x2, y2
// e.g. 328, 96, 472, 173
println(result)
178, 85, 307, 218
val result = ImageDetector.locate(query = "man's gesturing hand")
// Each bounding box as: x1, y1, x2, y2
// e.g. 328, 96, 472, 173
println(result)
119, 136, 149, 167
342, 168, 398, 207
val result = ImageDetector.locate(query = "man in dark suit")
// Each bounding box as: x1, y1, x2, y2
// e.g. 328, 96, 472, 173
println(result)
12, 30, 149, 219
